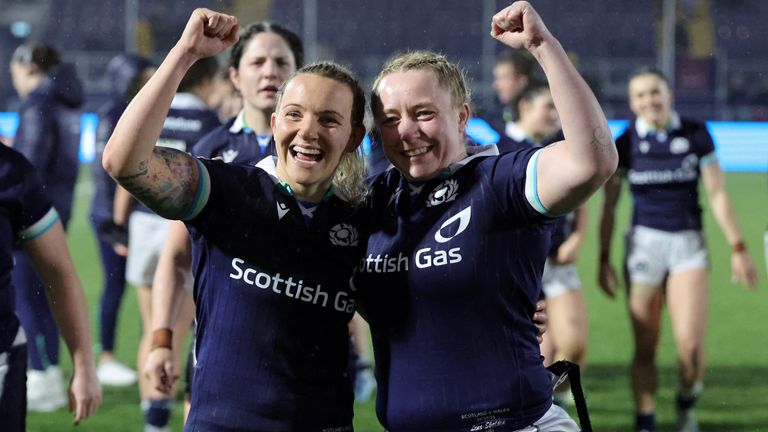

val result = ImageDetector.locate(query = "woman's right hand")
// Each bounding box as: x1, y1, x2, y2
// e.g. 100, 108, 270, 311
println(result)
144, 347, 178, 395
598, 260, 617, 298
177, 8, 239, 60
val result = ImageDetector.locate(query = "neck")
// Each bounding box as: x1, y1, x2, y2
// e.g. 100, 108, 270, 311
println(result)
244, 104, 272, 135
290, 180, 332, 204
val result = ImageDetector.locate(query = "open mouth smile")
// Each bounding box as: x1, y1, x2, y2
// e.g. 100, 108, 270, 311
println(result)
402, 146, 432, 158
290, 144, 324, 162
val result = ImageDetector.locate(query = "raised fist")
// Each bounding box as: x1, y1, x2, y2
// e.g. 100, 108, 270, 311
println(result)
490, 1, 552, 51
177, 8, 239, 59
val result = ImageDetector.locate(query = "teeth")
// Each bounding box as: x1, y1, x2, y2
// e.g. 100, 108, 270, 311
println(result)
293, 146, 322, 155
403, 147, 430, 157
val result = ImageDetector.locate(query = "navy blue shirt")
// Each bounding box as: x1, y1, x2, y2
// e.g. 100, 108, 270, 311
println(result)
182, 156, 366, 431
13, 63, 83, 227
356, 145, 555, 431
134, 93, 220, 214
617, 113, 717, 232
0, 146, 59, 352
192, 110, 274, 162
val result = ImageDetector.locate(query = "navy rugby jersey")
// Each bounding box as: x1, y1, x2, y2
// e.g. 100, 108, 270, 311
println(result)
356, 145, 555, 431
134, 93, 219, 214
182, 156, 366, 431
0, 146, 59, 352
192, 110, 274, 162
617, 112, 716, 232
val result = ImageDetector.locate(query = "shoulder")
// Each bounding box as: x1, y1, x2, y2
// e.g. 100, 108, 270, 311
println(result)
192, 123, 232, 157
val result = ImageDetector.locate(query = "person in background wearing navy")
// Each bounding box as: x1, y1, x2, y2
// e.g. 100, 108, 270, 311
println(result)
599, 67, 758, 432
89, 53, 156, 388
492, 48, 535, 129
110, 53, 220, 432
103, 9, 369, 431
8, 42, 85, 412
357, 2, 617, 430
501, 81, 589, 408
0, 145, 101, 430
144, 20, 303, 421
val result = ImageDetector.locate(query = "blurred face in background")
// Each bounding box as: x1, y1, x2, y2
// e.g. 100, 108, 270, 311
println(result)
231, 32, 297, 113
9, 60, 40, 99
518, 89, 559, 139
628, 73, 672, 129
493, 62, 528, 105
375, 68, 469, 182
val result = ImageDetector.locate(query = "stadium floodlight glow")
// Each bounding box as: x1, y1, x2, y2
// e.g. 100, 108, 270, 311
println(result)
10, 21, 31, 38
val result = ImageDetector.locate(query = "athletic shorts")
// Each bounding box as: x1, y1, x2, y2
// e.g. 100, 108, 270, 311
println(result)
542, 258, 581, 298
625, 225, 708, 286
515, 403, 580, 432
126, 211, 170, 286
0, 328, 28, 432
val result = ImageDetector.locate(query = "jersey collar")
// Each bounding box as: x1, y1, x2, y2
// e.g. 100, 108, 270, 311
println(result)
255, 156, 345, 202
635, 111, 682, 139
229, 110, 248, 134
438, 144, 499, 179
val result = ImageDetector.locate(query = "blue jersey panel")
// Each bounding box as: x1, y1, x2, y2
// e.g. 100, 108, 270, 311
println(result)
617, 115, 715, 231
357, 148, 554, 431
0, 146, 54, 352
183, 158, 366, 431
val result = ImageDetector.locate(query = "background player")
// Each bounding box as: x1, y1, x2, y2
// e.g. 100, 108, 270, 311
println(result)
599, 67, 758, 432
0, 145, 101, 429
89, 53, 155, 387
9, 42, 85, 411
111, 55, 220, 432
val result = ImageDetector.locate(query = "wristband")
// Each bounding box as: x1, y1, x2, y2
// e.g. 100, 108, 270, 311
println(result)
151, 328, 173, 351
731, 241, 746, 253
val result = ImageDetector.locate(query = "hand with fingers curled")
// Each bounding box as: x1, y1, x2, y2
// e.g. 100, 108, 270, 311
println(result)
176, 8, 240, 60
144, 347, 178, 395
533, 299, 548, 344
490, 1, 553, 51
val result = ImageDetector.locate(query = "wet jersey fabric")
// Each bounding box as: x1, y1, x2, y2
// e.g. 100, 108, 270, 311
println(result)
0, 146, 58, 352
616, 113, 716, 232
357, 145, 556, 431
182, 156, 366, 431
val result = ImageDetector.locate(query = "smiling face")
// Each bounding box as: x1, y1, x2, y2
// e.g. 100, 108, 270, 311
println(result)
628, 73, 672, 129
230, 32, 297, 113
271, 73, 357, 201
374, 68, 469, 182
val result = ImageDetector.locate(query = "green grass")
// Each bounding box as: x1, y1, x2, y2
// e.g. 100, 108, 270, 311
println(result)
28, 167, 768, 431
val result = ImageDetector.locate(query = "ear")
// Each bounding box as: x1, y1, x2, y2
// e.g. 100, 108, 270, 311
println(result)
346, 125, 366, 153
228, 66, 240, 91
270, 111, 277, 132
457, 102, 470, 135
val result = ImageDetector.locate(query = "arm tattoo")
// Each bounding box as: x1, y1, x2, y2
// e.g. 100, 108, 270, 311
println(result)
590, 125, 612, 151
116, 147, 199, 219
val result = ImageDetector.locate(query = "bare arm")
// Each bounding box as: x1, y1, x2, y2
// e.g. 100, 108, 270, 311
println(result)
102, 9, 239, 219
555, 204, 587, 264
701, 161, 758, 288
144, 220, 193, 394
491, 1, 617, 214
598, 174, 622, 297
24, 220, 102, 423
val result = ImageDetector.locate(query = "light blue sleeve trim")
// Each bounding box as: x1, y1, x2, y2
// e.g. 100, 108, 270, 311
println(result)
699, 151, 717, 167
179, 158, 211, 221
524, 149, 554, 216
19, 207, 59, 242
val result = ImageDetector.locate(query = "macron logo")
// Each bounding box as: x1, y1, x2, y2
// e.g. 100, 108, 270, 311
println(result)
277, 201, 290, 220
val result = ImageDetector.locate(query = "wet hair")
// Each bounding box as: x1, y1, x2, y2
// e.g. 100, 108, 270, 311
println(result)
495, 49, 535, 78
275, 61, 368, 205
371, 51, 470, 115
514, 79, 550, 114
230, 22, 304, 70
629, 66, 669, 86
179, 56, 219, 92
11, 43, 60, 74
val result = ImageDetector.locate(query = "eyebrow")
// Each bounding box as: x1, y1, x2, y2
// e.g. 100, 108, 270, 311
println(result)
282, 103, 346, 119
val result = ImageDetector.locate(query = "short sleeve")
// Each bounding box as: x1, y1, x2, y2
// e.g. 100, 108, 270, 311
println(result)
488, 147, 553, 224
693, 123, 717, 166
3, 149, 58, 242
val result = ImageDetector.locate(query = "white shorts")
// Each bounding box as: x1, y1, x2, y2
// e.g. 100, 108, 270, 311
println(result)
542, 258, 581, 298
126, 211, 170, 287
514, 404, 580, 432
625, 225, 708, 286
